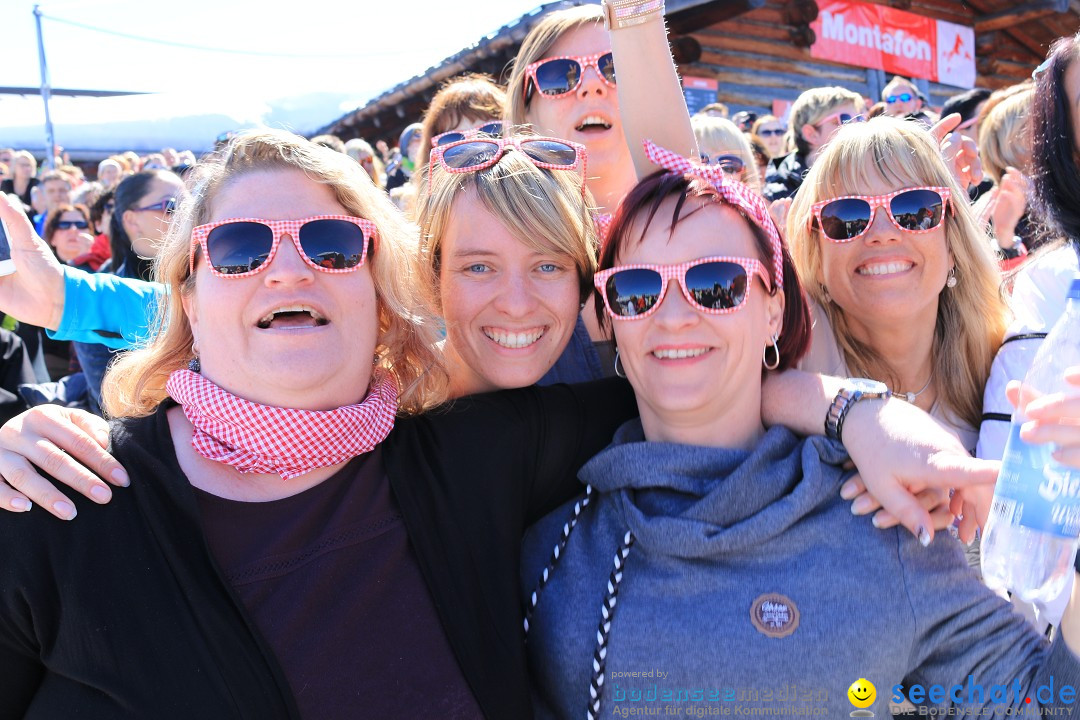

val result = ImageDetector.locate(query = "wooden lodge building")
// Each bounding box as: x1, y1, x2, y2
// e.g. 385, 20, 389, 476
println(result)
320, 0, 1080, 145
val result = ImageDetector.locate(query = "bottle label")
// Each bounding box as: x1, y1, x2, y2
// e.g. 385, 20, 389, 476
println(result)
993, 424, 1080, 538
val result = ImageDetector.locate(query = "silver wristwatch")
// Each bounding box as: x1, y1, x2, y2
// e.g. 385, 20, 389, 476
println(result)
824, 378, 891, 443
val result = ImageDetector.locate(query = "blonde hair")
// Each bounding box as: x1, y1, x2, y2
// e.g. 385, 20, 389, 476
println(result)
505, 5, 605, 127
103, 129, 449, 418
788, 86, 864, 156
786, 117, 1008, 429
978, 87, 1034, 184
691, 116, 762, 193
13, 150, 37, 174
416, 141, 598, 302
881, 76, 917, 101
344, 138, 386, 190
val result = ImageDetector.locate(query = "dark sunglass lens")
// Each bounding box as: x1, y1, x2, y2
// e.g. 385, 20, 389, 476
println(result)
164, 198, 177, 214
478, 122, 503, 138
58, 221, 88, 229
299, 219, 367, 269
604, 269, 662, 317
535, 58, 581, 95
205, 222, 274, 275
522, 139, 578, 166
598, 53, 616, 83
684, 261, 748, 311
891, 189, 944, 231
712, 155, 744, 173
435, 132, 465, 146
441, 140, 501, 170
819, 198, 872, 240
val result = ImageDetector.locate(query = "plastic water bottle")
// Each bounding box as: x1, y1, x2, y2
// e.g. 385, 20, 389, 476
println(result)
981, 277, 1080, 603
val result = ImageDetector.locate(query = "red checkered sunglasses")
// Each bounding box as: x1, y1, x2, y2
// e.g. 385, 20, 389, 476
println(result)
594, 256, 772, 320
191, 215, 376, 278
811, 186, 951, 242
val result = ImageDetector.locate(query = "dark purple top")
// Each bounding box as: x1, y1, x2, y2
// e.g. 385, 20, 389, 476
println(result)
194, 448, 483, 719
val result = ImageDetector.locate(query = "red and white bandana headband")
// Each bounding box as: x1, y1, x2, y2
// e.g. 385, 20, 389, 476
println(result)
642, 139, 784, 288
165, 368, 398, 480
593, 212, 614, 246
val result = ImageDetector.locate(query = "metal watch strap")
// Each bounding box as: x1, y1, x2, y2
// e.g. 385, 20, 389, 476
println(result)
825, 382, 891, 443
825, 387, 859, 442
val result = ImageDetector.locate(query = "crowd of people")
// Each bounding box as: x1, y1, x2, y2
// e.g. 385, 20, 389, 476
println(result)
0, 3, 1078, 718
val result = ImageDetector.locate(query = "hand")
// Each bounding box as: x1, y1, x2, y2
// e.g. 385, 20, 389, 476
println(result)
989, 167, 1030, 245
1015, 366, 1080, 469
841, 395, 999, 545
841, 474, 956, 531
0, 405, 128, 520
932, 113, 984, 190
0, 192, 68, 328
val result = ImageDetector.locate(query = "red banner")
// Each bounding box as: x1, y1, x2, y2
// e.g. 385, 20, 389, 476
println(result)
810, 1, 975, 88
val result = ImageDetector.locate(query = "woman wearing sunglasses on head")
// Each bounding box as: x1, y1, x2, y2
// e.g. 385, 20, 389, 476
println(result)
521, 155, 1080, 720
419, 133, 606, 389
390, 74, 507, 218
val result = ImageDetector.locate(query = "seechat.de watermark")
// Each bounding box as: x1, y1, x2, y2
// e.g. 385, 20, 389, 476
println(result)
892, 676, 1076, 709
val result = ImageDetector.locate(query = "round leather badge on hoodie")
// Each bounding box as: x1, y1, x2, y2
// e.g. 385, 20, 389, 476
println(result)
750, 593, 800, 638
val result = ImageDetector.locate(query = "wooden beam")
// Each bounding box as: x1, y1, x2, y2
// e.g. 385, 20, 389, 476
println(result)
974, 0, 1069, 33
668, 0, 767, 35
965, 0, 1057, 61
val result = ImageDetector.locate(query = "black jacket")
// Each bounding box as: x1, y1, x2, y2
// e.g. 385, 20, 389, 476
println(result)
763, 150, 810, 202
0, 379, 636, 720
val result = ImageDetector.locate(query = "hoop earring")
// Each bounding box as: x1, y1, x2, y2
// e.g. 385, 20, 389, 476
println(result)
763, 334, 781, 371
945, 267, 958, 289
614, 349, 626, 379
820, 284, 832, 303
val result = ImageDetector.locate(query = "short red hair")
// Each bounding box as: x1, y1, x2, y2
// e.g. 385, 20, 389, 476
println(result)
596, 171, 811, 371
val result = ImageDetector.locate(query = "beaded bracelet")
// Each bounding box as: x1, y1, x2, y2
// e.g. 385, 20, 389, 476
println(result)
601, 0, 665, 30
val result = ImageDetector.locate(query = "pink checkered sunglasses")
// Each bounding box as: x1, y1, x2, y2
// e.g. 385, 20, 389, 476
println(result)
191, 215, 376, 278
524, 52, 616, 102
594, 256, 772, 320
811, 186, 951, 242
429, 135, 587, 180
431, 122, 503, 148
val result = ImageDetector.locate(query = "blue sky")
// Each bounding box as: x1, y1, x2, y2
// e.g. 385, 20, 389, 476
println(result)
7, 0, 543, 103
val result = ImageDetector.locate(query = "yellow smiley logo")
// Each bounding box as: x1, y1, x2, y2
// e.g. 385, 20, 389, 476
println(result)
848, 678, 876, 709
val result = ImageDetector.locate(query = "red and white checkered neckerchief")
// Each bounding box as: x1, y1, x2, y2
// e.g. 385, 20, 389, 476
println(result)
165, 368, 398, 480
642, 139, 784, 288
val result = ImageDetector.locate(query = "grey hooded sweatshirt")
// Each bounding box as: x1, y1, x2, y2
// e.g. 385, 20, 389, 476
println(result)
521, 421, 1080, 719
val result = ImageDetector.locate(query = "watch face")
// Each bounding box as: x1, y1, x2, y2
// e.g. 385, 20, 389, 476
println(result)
848, 378, 889, 396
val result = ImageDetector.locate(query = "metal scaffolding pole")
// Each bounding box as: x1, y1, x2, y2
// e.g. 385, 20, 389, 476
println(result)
33, 5, 57, 170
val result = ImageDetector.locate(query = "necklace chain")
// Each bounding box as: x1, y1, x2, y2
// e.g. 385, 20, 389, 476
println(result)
893, 372, 934, 404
